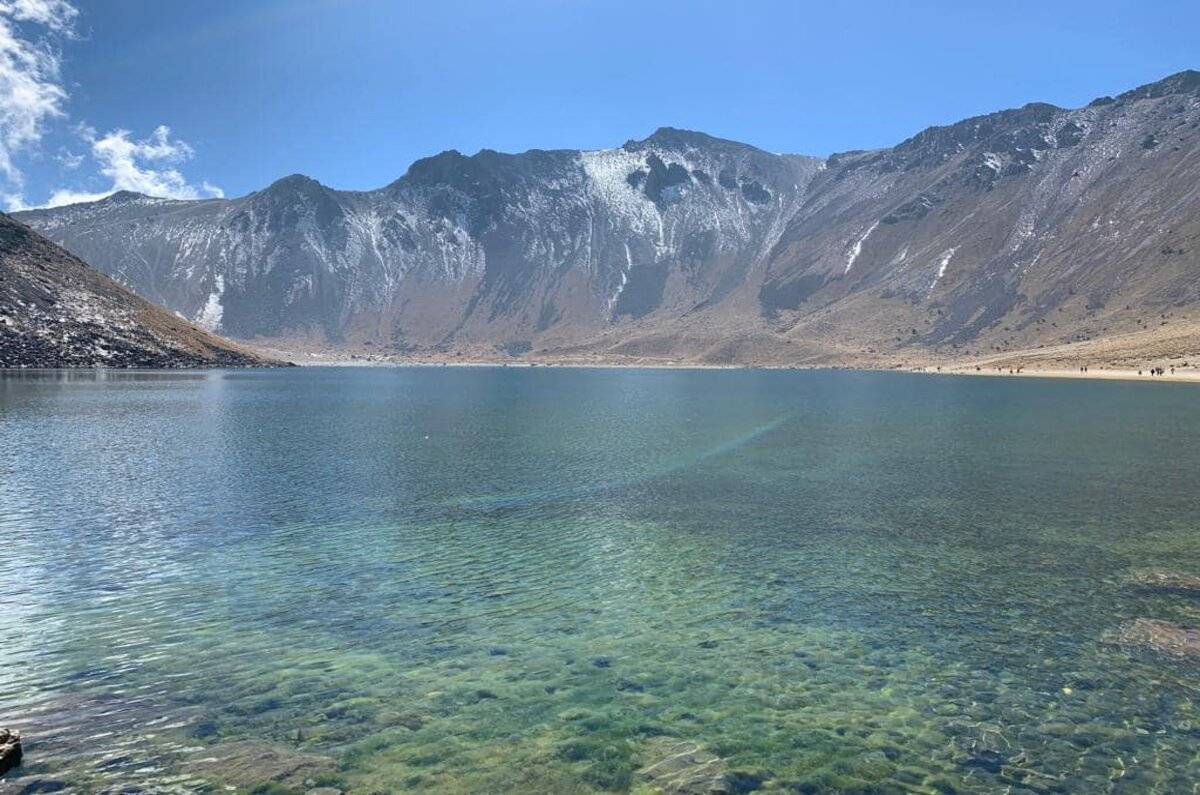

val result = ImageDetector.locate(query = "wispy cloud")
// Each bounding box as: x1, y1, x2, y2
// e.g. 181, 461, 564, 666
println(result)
0, 1, 222, 210
43, 125, 225, 208
0, 0, 75, 208
53, 146, 81, 168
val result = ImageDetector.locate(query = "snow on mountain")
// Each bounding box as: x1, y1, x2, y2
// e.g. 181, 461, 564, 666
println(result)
14, 72, 1200, 364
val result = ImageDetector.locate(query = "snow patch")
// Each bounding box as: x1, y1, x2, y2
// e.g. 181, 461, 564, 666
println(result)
844, 221, 879, 274
195, 274, 225, 331
607, 243, 633, 316
929, 248, 957, 291
579, 149, 660, 232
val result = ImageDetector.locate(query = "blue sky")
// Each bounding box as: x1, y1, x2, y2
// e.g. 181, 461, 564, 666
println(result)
2, 0, 1197, 207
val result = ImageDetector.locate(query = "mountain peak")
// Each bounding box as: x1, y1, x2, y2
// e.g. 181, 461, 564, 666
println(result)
646, 127, 720, 145
1117, 69, 1200, 102
266, 173, 324, 191
105, 190, 151, 204
396, 150, 478, 188
887, 101, 1064, 169
624, 127, 762, 154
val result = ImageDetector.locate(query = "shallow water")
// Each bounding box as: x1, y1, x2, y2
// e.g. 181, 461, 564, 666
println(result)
2, 367, 1200, 793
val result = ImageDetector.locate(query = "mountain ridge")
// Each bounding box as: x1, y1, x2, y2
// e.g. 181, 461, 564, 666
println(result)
59, 70, 1200, 202
14, 69, 1200, 368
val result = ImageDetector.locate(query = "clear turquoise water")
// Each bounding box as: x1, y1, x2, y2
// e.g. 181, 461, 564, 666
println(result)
2, 367, 1200, 793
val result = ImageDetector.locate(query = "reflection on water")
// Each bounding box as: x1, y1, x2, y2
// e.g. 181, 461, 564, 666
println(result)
0, 369, 208, 383
2, 367, 1200, 793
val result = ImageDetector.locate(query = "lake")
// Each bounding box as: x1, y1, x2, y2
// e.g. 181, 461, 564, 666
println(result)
2, 367, 1199, 793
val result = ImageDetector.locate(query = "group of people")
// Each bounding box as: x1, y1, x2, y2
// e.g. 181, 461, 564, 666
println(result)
961, 364, 1183, 377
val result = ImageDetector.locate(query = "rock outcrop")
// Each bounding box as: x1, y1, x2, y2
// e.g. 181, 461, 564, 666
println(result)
0, 728, 21, 777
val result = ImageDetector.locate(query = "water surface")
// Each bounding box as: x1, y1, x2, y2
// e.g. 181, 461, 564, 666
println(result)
2, 367, 1199, 793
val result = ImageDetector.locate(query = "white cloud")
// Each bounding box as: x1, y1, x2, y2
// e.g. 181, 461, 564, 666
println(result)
0, 1, 78, 31
40, 125, 224, 207
40, 186, 107, 207
0, 1, 223, 210
0, 0, 75, 208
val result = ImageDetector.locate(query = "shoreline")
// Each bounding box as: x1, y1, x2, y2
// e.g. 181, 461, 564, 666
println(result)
245, 314, 1200, 384
6, 359, 1200, 385
242, 353, 1200, 384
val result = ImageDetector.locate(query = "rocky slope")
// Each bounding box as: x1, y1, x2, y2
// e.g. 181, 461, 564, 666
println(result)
15, 71, 1200, 366
0, 215, 281, 368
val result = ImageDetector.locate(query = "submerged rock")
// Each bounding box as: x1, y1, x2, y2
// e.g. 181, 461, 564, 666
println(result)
1125, 569, 1200, 595
190, 740, 336, 790
1115, 619, 1200, 657
0, 728, 21, 776
638, 739, 762, 794
963, 747, 1005, 774
13, 782, 66, 793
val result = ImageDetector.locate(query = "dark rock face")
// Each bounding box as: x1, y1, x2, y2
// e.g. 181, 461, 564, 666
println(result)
13, 71, 1200, 363
0, 215, 279, 368
0, 728, 21, 777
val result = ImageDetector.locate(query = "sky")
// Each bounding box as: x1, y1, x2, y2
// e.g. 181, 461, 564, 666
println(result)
0, 0, 1197, 209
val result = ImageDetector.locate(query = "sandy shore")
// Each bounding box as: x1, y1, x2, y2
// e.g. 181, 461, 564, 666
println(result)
247, 324, 1200, 384
249, 348, 1200, 385
917, 366, 1200, 384
242, 314, 1200, 384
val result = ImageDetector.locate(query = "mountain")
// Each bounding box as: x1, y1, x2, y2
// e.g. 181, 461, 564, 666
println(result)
14, 131, 822, 358
15, 71, 1200, 366
0, 214, 282, 368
